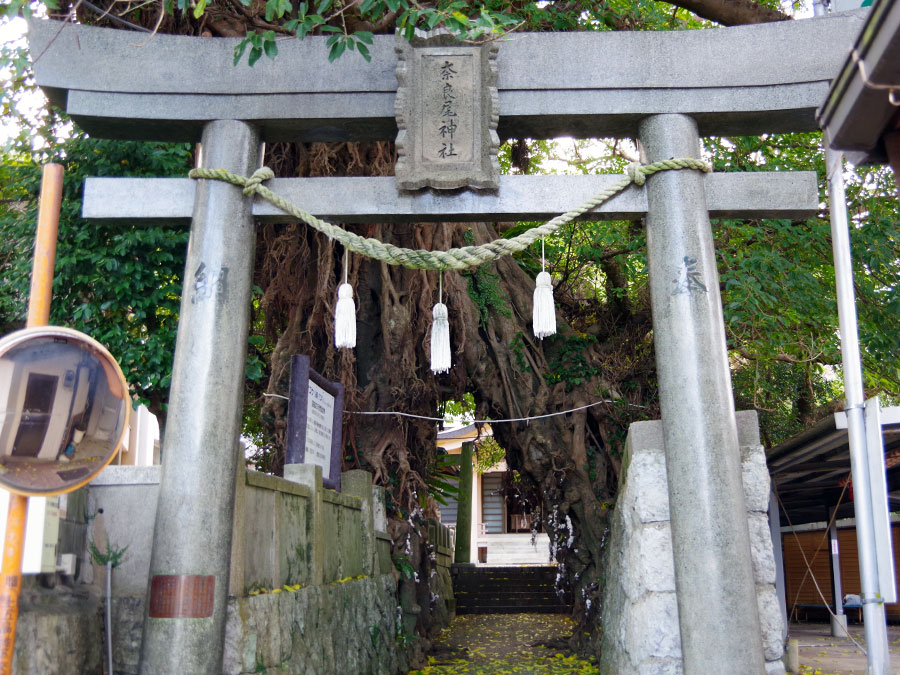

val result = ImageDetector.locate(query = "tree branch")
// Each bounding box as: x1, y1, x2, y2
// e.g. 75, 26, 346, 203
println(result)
660, 0, 790, 25
734, 347, 833, 365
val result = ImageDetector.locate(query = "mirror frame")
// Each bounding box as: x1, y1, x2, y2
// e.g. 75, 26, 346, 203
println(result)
0, 326, 131, 496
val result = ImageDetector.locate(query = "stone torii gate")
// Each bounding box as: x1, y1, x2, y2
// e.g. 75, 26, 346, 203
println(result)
27, 11, 864, 674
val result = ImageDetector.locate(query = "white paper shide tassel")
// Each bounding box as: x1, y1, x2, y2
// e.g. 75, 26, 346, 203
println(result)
334, 282, 356, 348
430, 302, 451, 374
533, 270, 557, 339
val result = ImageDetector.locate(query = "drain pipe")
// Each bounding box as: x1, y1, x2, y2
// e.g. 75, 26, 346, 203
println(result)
813, 3, 890, 672
106, 561, 113, 675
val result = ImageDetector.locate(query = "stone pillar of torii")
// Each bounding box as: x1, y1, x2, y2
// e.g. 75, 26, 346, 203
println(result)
27, 11, 866, 674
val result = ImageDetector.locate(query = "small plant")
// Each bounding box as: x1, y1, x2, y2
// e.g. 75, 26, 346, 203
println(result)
392, 556, 415, 579
395, 630, 415, 648
88, 540, 128, 568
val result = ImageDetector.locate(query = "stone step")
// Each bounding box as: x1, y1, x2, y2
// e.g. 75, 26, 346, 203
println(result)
455, 586, 558, 595
455, 594, 566, 607
455, 604, 572, 615
451, 564, 572, 615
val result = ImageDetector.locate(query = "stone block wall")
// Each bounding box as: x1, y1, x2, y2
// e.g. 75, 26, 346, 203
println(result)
599, 411, 785, 675
12, 581, 102, 675
106, 574, 402, 675
427, 517, 457, 619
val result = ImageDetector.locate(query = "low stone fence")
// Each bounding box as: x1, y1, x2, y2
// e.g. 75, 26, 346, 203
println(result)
94, 465, 401, 674
426, 517, 456, 615
13, 465, 411, 674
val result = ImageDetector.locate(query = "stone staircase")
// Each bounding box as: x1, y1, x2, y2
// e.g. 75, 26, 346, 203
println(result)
451, 565, 572, 614
474, 533, 551, 565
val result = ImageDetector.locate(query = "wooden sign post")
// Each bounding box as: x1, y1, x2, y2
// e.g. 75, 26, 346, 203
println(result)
284, 355, 344, 491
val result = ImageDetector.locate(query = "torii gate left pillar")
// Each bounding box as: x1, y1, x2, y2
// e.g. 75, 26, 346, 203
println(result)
139, 120, 261, 673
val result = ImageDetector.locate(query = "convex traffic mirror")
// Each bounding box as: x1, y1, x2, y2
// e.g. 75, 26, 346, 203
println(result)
0, 327, 130, 496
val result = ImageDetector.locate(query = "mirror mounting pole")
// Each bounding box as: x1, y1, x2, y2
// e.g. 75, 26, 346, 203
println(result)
0, 163, 64, 675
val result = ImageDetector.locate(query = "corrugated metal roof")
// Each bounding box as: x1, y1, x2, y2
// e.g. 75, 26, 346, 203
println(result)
768, 405, 900, 526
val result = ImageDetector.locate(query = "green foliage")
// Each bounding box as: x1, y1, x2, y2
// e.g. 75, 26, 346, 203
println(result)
88, 539, 129, 567
424, 451, 460, 507
474, 436, 505, 474
704, 132, 900, 443
0, 136, 193, 412
440, 392, 475, 424
391, 555, 414, 579
509, 331, 531, 373
462, 229, 512, 330
544, 334, 602, 392
233, 30, 279, 67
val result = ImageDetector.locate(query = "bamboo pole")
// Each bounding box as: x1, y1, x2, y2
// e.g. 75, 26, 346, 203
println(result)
0, 163, 64, 674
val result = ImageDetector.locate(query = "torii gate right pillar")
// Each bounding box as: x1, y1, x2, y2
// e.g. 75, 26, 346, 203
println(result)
641, 114, 766, 673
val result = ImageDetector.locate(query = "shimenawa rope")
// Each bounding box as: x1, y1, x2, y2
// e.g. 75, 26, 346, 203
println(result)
188, 158, 710, 271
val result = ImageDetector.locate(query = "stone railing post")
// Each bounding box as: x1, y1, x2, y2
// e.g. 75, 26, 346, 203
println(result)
342, 470, 376, 576
285, 463, 324, 586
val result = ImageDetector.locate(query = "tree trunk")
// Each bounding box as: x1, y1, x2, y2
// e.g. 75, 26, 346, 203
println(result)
256, 139, 656, 650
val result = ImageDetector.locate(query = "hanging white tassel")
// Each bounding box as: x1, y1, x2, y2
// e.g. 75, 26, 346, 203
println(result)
431, 302, 451, 373
430, 271, 451, 373
533, 239, 557, 339
533, 271, 556, 338
334, 252, 356, 348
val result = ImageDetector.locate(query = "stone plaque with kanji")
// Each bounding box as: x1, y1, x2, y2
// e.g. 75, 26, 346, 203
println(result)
395, 31, 499, 190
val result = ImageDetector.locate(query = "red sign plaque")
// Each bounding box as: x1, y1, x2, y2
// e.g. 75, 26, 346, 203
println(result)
148, 574, 215, 619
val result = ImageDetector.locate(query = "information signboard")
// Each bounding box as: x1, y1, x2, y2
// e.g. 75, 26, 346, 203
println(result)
284, 355, 344, 490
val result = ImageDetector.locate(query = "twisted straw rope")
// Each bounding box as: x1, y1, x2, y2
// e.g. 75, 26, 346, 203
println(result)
189, 158, 710, 271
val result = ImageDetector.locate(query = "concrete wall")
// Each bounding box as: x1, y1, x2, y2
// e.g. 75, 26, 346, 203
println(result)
11, 579, 103, 675
86, 466, 395, 595
600, 411, 785, 675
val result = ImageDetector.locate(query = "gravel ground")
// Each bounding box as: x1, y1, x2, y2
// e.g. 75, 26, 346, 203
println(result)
411, 615, 900, 674
792, 623, 900, 674
410, 613, 598, 675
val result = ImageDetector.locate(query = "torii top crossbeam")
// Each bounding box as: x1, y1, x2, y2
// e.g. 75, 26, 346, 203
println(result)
29, 12, 865, 143
28, 13, 869, 226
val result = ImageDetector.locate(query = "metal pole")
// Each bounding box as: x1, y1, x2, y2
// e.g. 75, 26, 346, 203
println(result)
829, 510, 844, 617
140, 120, 261, 674
639, 114, 766, 674
824, 146, 890, 674
106, 561, 113, 675
813, 0, 889, 664
828, 507, 849, 638
0, 163, 64, 675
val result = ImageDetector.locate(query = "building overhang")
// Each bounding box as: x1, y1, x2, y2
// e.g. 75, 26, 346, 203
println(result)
818, 0, 900, 166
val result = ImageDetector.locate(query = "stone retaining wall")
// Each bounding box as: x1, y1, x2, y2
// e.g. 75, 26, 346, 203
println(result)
599, 411, 785, 675
106, 574, 401, 675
